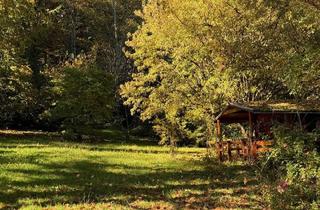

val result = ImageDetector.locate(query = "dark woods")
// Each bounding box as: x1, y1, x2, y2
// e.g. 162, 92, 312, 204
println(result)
0, 0, 142, 132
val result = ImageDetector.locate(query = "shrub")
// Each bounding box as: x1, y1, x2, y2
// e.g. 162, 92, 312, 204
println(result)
258, 126, 320, 210
48, 58, 114, 134
0, 55, 36, 128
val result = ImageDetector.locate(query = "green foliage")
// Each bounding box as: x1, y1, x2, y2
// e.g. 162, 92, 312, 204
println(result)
0, 56, 35, 127
121, 0, 320, 145
49, 57, 114, 132
259, 126, 320, 209
121, 0, 237, 145
0, 0, 143, 130
0, 1, 37, 127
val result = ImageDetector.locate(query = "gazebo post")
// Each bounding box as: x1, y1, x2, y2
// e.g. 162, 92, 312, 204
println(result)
248, 112, 254, 159
217, 120, 222, 141
215, 120, 223, 161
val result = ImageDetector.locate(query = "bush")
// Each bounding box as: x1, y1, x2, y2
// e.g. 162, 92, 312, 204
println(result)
0, 56, 36, 128
258, 126, 320, 210
48, 58, 114, 134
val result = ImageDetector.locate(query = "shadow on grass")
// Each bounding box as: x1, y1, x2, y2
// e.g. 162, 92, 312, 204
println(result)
0, 140, 263, 209
0, 128, 157, 145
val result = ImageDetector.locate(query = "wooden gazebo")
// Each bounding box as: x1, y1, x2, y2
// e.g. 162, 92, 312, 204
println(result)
214, 101, 320, 161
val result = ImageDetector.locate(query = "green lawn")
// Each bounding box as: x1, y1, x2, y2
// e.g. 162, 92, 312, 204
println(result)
0, 134, 265, 209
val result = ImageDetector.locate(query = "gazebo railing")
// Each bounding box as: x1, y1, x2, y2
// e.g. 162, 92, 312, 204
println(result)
215, 139, 273, 161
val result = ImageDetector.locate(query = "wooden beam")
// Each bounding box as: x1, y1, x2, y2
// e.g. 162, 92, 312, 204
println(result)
215, 120, 223, 161
214, 121, 218, 142
248, 112, 253, 140
227, 141, 232, 161
217, 120, 222, 142
248, 112, 254, 159
216, 142, 223, 162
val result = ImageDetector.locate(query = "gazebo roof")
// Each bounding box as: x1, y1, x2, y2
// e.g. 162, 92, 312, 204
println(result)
216, 101, 320, 123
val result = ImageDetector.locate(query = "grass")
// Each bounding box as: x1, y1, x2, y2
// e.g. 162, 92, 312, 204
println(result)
0, 132, 266, 209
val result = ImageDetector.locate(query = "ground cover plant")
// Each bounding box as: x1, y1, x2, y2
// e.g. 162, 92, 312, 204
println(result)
0, 133, 265, 209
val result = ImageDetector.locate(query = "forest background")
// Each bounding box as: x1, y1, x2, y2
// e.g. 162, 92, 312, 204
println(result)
1, 0, 319, 145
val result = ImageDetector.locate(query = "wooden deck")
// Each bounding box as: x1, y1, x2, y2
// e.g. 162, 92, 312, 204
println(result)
215, 139, 273, 161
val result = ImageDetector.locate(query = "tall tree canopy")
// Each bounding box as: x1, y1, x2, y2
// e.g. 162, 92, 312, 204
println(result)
121, 0, 320, 145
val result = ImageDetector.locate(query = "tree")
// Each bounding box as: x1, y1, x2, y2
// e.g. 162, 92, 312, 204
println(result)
121, 0, 320, 145
0, 0, 37, 128
48, 55, 114, 133
0, 0, 143, 130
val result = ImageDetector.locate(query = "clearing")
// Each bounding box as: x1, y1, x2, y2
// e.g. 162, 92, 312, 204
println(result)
0, 133, 265, 209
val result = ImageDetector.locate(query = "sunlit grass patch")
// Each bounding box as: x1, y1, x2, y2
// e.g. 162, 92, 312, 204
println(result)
0, 135, 265, 209
130, 200, 175, 210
